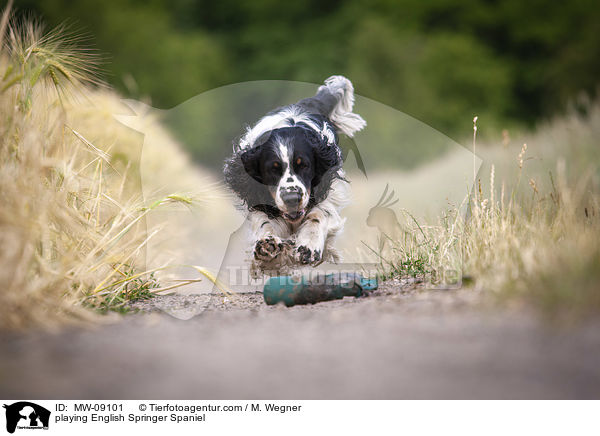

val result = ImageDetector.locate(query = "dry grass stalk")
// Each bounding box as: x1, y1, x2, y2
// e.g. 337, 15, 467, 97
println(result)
0, 7, 218, 329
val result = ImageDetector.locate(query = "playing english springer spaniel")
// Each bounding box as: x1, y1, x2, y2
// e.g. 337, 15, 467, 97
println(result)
223, 76, 366, 275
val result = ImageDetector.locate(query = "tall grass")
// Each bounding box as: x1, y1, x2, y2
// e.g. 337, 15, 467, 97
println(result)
0, 6, 212, 329
384, 102, 600, 320
463, 104, 600, 319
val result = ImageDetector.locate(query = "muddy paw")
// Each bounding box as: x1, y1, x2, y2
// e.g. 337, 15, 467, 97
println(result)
296, 245, 322, 265
254, 236, 284, 261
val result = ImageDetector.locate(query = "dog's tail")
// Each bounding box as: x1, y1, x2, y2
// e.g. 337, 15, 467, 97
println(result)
301, 75, 367, 137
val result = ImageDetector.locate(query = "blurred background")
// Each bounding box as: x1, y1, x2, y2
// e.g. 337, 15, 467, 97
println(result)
16, 0, 600, 166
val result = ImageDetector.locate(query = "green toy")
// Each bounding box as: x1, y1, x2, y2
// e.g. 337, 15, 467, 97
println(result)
263, 272, 378, 307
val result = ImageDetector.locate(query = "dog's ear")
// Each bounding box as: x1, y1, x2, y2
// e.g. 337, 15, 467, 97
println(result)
240, 145, 263, 183
305, 129, 341, 189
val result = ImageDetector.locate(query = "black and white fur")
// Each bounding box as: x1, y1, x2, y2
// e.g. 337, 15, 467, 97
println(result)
224, 76, 366, 274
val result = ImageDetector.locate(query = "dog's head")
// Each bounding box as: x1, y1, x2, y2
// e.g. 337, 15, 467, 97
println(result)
238, 125, 341, 223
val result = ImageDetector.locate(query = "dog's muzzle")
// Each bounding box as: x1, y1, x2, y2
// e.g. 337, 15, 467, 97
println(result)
281, 188, 302, 208
279, 186, 305, 221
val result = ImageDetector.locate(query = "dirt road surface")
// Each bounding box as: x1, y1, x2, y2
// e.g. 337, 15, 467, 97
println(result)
1, 282, 599, 399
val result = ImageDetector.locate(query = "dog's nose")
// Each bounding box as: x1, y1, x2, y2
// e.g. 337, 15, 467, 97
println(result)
281, 190, 302, 208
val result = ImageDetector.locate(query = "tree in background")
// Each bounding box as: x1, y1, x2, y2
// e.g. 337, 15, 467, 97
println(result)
18, 0, 600, 147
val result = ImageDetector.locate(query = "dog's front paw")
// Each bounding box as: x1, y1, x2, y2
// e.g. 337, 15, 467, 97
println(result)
254, 236, 284, 261
295, 245, 322, 265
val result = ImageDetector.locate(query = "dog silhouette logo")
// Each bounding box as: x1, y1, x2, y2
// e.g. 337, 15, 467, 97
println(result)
3, 402, 50, 433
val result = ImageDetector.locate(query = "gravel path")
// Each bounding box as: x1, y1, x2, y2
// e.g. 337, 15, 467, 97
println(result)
1, 282, 599, 399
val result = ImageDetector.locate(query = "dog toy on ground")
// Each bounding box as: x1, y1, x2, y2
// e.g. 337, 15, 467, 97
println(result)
263, 272, 378, 307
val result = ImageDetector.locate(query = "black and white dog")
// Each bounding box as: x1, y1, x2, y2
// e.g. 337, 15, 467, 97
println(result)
224, 76, 366, 274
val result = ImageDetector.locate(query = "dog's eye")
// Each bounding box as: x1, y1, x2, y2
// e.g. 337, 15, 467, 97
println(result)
272, 162, 280, 169
295, 157, 308, 168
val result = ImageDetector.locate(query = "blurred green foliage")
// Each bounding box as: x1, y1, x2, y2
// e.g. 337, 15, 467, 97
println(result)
17, 0, 600, 147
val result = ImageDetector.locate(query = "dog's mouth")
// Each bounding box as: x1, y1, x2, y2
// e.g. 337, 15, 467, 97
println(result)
282, 209, 305, 222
